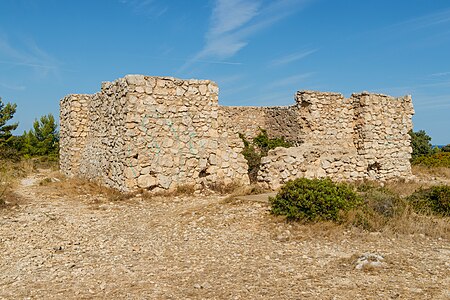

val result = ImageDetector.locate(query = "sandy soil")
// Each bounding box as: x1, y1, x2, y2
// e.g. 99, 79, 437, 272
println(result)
0, 171, 449, 299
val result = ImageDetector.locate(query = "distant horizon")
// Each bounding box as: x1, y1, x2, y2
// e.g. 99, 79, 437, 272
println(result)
1, 0, 449, 144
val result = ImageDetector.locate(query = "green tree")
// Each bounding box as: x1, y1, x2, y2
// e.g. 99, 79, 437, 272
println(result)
409, 130, 434, 160
0, 97, 18, 147
441, 144, 450, 152
22, 114, 59, 157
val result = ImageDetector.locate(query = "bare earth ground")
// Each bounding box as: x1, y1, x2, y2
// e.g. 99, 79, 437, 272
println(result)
1, 170, 449, 299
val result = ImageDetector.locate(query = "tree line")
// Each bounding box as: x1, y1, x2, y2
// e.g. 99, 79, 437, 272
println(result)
409, 130, 450, 159
0, 97, 59, 160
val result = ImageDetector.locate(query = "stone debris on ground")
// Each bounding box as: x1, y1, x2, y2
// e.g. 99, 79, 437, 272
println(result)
355, 253, 385, 270
0, 171, 448, 299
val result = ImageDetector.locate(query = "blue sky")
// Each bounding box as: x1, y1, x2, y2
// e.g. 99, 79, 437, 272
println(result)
1, 0, 449, 144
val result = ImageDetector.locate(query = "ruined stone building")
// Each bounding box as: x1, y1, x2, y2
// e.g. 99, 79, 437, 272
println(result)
60, 75, 414, 192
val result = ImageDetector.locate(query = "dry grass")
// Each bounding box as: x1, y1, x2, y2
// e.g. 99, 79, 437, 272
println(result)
383, 179, 432, 197
0, 158, 30, 207
266, 177, 449, 239
207, 181, 245, 195
8, 158, 449, 239
388, 208, 449, 238
39, 176, 131, 203
346, 205, 449, 239
412, 165, 450, 180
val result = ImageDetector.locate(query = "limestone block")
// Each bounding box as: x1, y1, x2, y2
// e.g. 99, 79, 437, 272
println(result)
125, 75, 146, 85
138, 174, 157, 188
157, 174, 171, 189
199, 85, 207, 95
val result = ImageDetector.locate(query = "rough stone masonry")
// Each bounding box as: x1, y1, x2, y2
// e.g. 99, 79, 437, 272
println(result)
60, 75, 414, 192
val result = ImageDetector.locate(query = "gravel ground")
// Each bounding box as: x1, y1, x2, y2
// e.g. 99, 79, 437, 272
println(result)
0, 172, 449, 299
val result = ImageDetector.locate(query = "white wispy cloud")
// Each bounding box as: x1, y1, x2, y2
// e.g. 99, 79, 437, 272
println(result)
267, 73, 314, 89
269, 49, 317, 67
0, 35, 60, 78
0, 82, 26, 91
213, 74, 245, 85
429, 71, 450, 77
243, 90, 294, 106
201, 0, 261, 59
414, 95, 450, 109
119, 0, 168, 18
179, 0, 309, 72
393, 8, 450, 31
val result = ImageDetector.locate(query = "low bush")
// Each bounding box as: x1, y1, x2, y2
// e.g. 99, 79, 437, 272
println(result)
0, 146, 21, 162
356, 183, 406, 218
347, 183, 408, 231
412, 152, 450, 168
407, 185, 450, 217
270, 178, 362, 222
0, 184, 6, 206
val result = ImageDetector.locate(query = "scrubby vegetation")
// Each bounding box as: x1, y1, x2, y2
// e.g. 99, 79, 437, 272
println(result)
407, 185, 450, 217
270, 177, 449, 236
409, 130, 436, 160
0, 97, 59, 208
0, 97, 18, 148
240, 128, 292, 183
0, 97, 59, 161
270, 178, 362, 222
411, 152, 450, 168
409, 129, 449, 168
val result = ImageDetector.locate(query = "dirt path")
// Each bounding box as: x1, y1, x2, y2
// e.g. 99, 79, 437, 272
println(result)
1, 171, 449, 299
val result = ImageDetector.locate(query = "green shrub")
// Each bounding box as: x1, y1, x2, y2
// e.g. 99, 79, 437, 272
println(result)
270, 178, 362, 222
441, 144, 450, 152
412, 152, 450, 168
407, 185, 450, 216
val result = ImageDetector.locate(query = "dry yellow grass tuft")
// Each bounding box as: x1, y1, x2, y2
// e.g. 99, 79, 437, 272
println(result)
38, 175, 131, 203
412, 165, 450, 180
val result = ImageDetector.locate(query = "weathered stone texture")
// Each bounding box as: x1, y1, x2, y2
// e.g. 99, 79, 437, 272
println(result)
60, 75, 249, 192
60, 94, 91, 176
220, 105, 304, 145
60, 75, 414, 192
257, 91, 414, 189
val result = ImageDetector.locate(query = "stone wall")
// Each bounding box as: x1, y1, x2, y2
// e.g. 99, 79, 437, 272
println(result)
257, 91, 414, 189
60, 94, 91, 176
220, 105, 305, 145
60, 75, 249, 192
60, 74, 414, 192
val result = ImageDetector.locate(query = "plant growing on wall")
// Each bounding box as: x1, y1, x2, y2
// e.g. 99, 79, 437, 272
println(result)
240, 128, 293, 183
